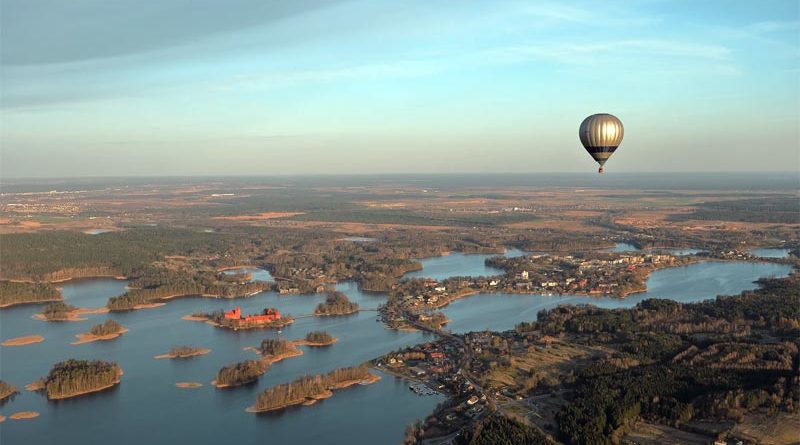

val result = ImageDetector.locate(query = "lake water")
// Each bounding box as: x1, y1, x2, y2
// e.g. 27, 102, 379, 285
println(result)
604, 242, 641, 253
0, 251, 792, 444
404, 248, 525, 281
221, 267, 274, 282
749, 248, 791, 259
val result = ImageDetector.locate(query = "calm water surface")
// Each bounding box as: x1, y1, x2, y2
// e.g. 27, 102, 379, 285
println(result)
749, 248, 791, 258
221, 267, 273, 282
604, 242, 641, 253
0, 251, 792, 444
404, 248, 524, 281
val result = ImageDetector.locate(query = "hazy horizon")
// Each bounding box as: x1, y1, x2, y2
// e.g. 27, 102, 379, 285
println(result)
2, 1, 798, 177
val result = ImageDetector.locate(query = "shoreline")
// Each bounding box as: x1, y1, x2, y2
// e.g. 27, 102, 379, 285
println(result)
292, 338, 339, 347
2, 274, 127, 284
32, 306, 109, 322
314, 309, 359, 317
246, 373, 381, 413
48, 378, 122, 400
216, 265, 264, 272
71, 328, 129, 345
112, 288, 272, 312
2, 335, 45, 346
0, 298, 62, 309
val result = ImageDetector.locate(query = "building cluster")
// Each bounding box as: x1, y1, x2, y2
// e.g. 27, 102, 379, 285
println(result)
223, 306, 281, 325
274, 266, 327, 294
376, 340, 491, 427
481, 252, 680, 296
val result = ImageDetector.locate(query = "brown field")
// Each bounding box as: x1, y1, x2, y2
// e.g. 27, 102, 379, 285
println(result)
730, 412, 800, 445
623, 421, 710, 445
213, 212, 304, 221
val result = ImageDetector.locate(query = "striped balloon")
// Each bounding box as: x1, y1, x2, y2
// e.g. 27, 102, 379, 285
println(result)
579, 114, 624, 173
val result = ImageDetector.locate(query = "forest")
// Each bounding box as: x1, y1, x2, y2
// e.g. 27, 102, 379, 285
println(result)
455, 415, 553, 445
259, 339, 293, 357
508, 273, 800, 444
0, 229, 234, 280
0, 281, 60, 307
215, 360, 270, 387
670, 196, 800, 224
253, 366, 372, 411
314, 291, 359, 316
38, 359, 122, 399
107, 268, 271, 310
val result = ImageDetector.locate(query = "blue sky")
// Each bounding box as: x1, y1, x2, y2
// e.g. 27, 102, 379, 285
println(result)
1, 0, 798, 177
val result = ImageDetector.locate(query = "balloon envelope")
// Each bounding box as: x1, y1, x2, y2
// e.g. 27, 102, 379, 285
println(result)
579, 114, 624, 167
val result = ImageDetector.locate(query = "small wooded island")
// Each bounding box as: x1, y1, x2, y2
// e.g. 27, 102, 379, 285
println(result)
37, 302, 80, 321
300, 330, 337, 346
72, 319, 127, 345
30, 359, 122, 400
213, 360, 270, 388
314, 291, 359, 316
154, 345, 211, 360
248, 365, 379, 413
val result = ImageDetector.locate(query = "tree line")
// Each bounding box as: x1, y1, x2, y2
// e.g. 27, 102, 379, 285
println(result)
37, 359, 121, 399
0, 281, 60, 307
90, 319, 125, 336
215, 360, 270, 387
314, 291, 359, 316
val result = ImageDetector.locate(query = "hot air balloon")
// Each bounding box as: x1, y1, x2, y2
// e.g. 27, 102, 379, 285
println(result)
579, 113, 624, 173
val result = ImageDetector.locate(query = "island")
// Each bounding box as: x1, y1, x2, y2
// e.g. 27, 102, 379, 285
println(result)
35, 302, 81, 321
72, 319, 128, 345
212, 360, 270, 388
175, 382, 203, 389
246, 331, 338, 363
187, 306, 294, 330
31, 359, 122, 400
2, 335, 45, 347
247, 365, 379, 413
296, 330, 338, 347
154, 345, 211, 360
314, 291, 359, 316
0, 380, 18, 404
256, 338, 304, 362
